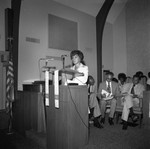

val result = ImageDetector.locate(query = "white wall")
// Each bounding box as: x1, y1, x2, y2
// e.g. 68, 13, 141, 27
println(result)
0, 0, 11, 51
102, 7, 127, 79
126, 0, 150, 77
102, 22, 113, 73
113, 8, 127, 78
18, 0, 97, 89
103, 0, 150, 79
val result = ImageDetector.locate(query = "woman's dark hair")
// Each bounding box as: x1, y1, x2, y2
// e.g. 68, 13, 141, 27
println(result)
70, 50, 85, 65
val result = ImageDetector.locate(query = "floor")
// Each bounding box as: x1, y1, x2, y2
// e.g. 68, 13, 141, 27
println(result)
82, 122, 150, 149
0, 119, 150, 149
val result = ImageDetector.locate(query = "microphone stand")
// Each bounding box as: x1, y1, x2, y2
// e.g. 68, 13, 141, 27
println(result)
62, 56, 65, 69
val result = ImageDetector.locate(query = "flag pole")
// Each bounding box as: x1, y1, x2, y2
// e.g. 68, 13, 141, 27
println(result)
6, 37, 14, 135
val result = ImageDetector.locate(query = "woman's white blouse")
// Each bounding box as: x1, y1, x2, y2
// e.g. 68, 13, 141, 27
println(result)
67, 63, 88, 85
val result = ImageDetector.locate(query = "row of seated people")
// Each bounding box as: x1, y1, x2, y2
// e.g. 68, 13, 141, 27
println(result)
87, 71, 146, 130
113, 71, 150, 90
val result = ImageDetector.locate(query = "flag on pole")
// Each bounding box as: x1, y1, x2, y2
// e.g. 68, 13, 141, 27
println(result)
6, 55, 14, 133
5, 55, 14, 112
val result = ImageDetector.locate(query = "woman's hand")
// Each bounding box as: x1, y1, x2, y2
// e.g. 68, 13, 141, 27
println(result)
101, 94, 106, 98
74, 73, 84, 78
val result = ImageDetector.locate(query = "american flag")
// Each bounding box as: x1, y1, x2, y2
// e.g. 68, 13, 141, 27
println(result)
5, 56, 14, 112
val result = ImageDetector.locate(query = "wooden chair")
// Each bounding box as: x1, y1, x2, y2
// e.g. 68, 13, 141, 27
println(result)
115, 97, 143, 128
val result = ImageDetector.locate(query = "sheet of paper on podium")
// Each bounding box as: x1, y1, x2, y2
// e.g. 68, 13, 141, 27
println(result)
101, 89, 113, 100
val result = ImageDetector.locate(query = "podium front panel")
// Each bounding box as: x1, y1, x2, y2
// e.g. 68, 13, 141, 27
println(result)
46, 85, 88, 149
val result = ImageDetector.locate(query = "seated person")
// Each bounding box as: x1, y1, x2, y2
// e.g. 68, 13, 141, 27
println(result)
118, 73, 127, 92
97, 71, 120, 125
140, 75, 147, 89
121, 74, 145, 130
126, 76, 132, 83
117, 73, 127, 105
135, 71, 146, 85
147, 72, 150, 85
65, 50, 88, 85
135, 71, 143, 80
147, 72, 150, 90
87, 75, 103, 129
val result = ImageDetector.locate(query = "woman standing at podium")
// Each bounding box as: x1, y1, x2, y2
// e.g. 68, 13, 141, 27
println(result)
66, 50, 88, 85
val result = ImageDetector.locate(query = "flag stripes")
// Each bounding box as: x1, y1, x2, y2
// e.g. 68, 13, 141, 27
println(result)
6, 59, 14, 110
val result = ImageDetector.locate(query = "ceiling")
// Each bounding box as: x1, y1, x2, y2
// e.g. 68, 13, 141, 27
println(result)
53, 0, 128, 23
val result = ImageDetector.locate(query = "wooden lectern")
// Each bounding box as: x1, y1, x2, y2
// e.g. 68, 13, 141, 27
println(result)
46, 85, 88, 149
0, 51, 9, 110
